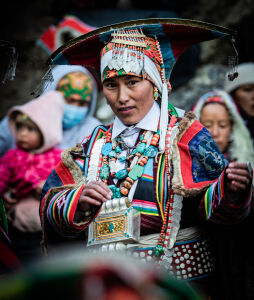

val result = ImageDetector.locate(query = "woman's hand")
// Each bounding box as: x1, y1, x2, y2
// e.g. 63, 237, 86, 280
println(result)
79, 181, 113, 211
225, 162, 252, 192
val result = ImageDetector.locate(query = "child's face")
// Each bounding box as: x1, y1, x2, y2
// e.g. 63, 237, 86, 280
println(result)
14, 114, 43, 151
200, 103, 232, 153
233, 84, 254, 117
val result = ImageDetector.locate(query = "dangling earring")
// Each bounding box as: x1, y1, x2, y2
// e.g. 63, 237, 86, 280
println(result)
154, 86, 159, 101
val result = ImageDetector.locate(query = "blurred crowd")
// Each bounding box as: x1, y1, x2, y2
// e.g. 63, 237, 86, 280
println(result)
0, 1, 254, 300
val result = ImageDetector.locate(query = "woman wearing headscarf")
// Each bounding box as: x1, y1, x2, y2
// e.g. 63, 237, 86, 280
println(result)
224, 62, 254, 143
39, 19, 252, 298
192, 89, 254, 299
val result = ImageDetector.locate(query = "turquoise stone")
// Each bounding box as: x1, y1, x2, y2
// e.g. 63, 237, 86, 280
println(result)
108, 185, 121, 198
132, 149, 138, 155
153, 244, 164, 257
119, 156, 126, 162
99, 164, 110, 180
108, 185, 116, 192
139, 134, 144, 141
137, 142, 146, 154
108, 185, 115, 198
108, 150, 117, 159
128, 164, 144, 180
108, 222, 115, 233
144, 145, 158, 158
115, 146, 122, 153
115, 168, 128, 180
101, 143, 112, 156
115, 188, 121, 198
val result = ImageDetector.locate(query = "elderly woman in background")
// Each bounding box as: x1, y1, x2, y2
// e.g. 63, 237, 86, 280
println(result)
192, 89, 254, 299
224, 62, 254, 143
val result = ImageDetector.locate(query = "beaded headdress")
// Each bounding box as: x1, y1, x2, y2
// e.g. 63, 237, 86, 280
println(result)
100, 29, 170, 151
46, 18, 237, 152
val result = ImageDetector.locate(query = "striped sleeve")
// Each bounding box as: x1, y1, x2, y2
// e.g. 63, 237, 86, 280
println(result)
44, 185, 91, 237
200, 169, 252, 224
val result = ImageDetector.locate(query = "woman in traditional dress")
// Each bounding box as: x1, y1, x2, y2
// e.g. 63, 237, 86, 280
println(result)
39, 19, 253, 298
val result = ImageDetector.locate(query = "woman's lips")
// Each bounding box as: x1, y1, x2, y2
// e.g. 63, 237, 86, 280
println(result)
118, 106, 135, 114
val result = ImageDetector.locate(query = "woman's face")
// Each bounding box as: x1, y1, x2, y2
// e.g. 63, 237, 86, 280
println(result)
233, 84, 254, 117
103, 76, 155, 125
200, 103, 232, 153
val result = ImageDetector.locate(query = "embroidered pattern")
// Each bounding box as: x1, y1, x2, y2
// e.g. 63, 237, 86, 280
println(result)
189, 127, 228, 182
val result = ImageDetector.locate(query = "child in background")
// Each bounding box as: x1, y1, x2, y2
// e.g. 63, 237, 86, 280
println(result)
192, 89, 254, 300
0, 65, 102, 158
0, 90, 64, 264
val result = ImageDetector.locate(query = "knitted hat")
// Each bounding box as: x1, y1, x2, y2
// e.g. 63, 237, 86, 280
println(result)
224, 62, 254, 93
46, 18, 236, 152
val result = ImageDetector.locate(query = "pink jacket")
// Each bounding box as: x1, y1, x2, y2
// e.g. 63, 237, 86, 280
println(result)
0, 91, 65, 198
0, 148, 62, 198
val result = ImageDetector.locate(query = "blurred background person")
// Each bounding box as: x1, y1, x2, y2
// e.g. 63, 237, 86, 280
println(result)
192, 89, 254, 165
224, 62, 254, 144
0, 197, 22, 275
0, 65, 101, 158
0, 250, 204, 300
192, 89, 254, 300
0, 91, 64, 265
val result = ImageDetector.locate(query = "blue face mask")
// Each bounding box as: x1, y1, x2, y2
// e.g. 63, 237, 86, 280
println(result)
62, 104, 89, 129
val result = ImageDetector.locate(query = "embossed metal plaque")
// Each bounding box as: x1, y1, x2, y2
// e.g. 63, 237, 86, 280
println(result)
87, 207, 140, 247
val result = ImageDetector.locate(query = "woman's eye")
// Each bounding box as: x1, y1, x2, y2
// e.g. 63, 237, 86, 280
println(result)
243, 88, 253, 92
128, 80, 138, 86
103, 81, 116, 88
219, 124, 229, 129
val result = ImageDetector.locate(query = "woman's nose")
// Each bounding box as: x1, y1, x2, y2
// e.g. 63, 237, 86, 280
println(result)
210, 125, 219, 137
118, 85, 129, 104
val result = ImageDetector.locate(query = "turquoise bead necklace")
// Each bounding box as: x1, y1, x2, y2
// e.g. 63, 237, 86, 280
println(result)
99, 127, 160, 198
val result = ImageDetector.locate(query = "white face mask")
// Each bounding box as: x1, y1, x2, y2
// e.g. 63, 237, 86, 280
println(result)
62, 104, 88, 129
